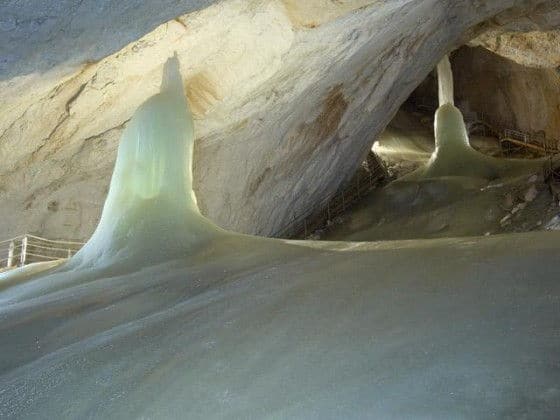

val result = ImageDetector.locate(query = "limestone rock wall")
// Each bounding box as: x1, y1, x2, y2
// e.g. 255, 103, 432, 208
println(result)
469, 0, 560, 68
471, 29, 560, 68
453, 46, 560, 141
0, 0, 558, 240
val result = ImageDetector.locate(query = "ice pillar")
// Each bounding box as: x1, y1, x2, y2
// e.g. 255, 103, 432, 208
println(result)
433, 54, 468, 150
434, 104, 470, 150
69, 54, 218, 268
437, 55, 454, 107
421, 53, 501, 180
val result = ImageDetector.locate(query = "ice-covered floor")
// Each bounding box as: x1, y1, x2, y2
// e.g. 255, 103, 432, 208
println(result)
323, 170, 560, 241
1, 231, 560, 419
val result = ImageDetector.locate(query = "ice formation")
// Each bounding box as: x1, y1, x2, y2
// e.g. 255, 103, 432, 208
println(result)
423, 54, 497, 178
408, 55, 536, 180
0, 54, 559, 419
326, 55, 546, 241
437, 55, 454, 106
0, 55, 224, 302
422, 103, 503, 178
69, 54, 222, 269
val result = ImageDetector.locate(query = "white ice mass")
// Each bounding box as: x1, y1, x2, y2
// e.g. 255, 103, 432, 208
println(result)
437, 55, 454, 107
71, 54, 221, 269
416, 55, 536, 181
0, 55, 559, 419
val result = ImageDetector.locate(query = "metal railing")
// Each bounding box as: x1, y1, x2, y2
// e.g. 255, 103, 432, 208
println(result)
499, 128, 559, 155
543, 155, 560, 181
1, 157, 387, 259
275, 154, 389, 239
0, 234, 84, 270
466, 113, 559, 156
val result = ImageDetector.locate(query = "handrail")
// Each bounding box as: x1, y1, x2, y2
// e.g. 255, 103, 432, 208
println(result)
0, 236, 24, 246
0, 234, 84, 246
24, 252, 67, 260
26, 243, 82, 252
24, 234, 85, 245
275, 154, 389, 239
465, 112, 559, 155
500, 137, 552, 154
0, 234, 85, 271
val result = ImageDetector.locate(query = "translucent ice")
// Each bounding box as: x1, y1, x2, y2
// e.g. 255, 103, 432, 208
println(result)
410, 55, 537, 180
437, 55, 454, 106
422, 103, 502, 178
0, 54, 223, 301
69, 54, 222, 269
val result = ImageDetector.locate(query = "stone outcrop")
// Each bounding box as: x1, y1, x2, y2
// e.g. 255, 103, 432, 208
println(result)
471, 29, 560, 68
0, 0, 559, 240
453, 46, 560, 141
469, 0, 560, 68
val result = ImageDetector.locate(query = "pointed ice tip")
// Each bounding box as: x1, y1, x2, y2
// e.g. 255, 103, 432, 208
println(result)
161, 52, 183, 92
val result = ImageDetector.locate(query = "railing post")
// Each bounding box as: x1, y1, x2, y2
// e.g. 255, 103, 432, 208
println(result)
20, 236, 28, 267
67, 249, 72, 258
7, 241, 14, 268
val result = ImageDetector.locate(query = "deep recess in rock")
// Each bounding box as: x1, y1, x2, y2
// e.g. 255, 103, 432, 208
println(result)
321, 49, 554, 242
402, 46, 560, 141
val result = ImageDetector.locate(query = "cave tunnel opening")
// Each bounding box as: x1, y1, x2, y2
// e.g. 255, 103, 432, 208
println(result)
311, 45, 560, 242
375, 45, 560, 180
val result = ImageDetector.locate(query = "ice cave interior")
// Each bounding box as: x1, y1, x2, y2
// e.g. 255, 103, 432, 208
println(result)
1, 1, 560, 419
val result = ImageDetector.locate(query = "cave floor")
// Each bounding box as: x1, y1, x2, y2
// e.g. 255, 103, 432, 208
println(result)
1, 230, 559, 419
323, 171, 558, 242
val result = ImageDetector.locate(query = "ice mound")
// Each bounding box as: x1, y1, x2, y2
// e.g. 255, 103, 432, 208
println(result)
421, 103, 502, 179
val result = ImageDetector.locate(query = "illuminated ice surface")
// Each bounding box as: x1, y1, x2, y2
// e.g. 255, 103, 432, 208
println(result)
1, 57, 559, 419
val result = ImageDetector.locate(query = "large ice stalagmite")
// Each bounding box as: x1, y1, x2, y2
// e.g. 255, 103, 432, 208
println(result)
69, 53, 221, 269
419, 55, 501, 179
0, 54, 225, 302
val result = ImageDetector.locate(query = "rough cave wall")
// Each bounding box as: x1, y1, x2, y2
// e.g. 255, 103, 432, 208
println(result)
405, 45, 560, 141
469, 0, 560, 69
0, 0, 559, 241
453, 46, 560, 140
